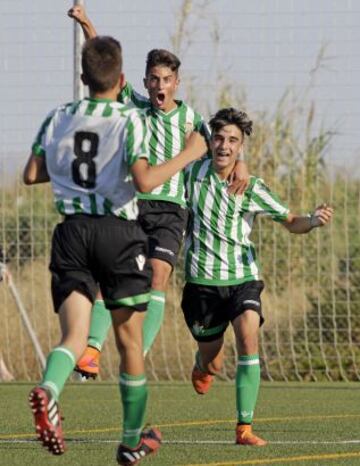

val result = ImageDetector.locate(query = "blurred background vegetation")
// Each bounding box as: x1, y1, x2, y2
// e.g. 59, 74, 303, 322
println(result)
0, 0, 359, 382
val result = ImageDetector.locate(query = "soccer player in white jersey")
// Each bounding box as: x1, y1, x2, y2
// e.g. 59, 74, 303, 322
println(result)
182, 107, 333, 446
23, 36, 206, 463
67, 5, 250, 378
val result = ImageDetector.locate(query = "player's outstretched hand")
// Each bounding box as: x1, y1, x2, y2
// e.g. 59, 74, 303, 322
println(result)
310, 203, 334, 228
68, 5, 88, 24
185, 132, 208, 161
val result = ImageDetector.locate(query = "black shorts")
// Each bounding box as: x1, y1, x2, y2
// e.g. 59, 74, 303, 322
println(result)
181, 280, 265, 342
50, 215, 151, 313
138, 200, 188, 268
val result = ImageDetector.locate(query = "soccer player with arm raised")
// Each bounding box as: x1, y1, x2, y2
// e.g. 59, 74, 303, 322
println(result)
182, 107, 333, 446
24, 36, 206, 464
68, 5, 250, 378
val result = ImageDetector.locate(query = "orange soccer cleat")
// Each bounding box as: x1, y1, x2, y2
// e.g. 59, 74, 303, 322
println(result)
236, 424, 267, 446
74, 346, 100, 379
191, 366, 214, 395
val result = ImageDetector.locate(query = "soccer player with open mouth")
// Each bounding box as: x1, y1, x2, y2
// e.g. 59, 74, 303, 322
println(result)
68, 4, 250, 381
182, 107, 333, 446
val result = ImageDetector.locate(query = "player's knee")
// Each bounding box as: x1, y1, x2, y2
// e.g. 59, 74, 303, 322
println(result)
151, 274, 170, 291
116, 338, 142, 357
238, 335, 258, 355
151, 261, 172, 291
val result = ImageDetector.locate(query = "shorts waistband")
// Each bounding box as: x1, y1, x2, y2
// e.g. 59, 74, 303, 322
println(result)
64, 214, 135, 224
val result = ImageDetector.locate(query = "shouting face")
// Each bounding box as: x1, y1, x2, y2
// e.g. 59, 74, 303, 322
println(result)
143, 65, 179, 113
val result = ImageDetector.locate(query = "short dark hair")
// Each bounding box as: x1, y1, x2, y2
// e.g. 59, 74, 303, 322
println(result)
145, 49, 181, 76
209, 108, 253, 138
82, 36, 122, 93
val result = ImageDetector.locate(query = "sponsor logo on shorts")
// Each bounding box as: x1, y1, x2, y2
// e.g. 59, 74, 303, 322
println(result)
135, 254, 146, 271
192, 321, 205, 335
243, 299, 260, 307
154, 246, 175, 257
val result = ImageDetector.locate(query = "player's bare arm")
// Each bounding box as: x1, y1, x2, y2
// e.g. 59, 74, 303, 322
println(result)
282, 203, 334, 234
68, 5, 97, 40
228, 160, 249, 195
23, 153, 50, 185
131, 132, 207, 193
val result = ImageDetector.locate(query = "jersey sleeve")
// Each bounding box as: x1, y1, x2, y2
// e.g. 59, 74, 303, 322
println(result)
250, 177, 289, 222
31, 109, 56, 157
124, 110, 149, 167
118, 82, 150, 109
193, 112, 211, 141
193, 112, 212, 159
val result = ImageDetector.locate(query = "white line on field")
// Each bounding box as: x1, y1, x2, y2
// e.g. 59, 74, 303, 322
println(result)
1, 439, 360, 445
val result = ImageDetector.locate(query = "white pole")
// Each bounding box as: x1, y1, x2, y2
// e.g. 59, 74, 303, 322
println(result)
73, 0, 85, 100
0, 262, 46, 370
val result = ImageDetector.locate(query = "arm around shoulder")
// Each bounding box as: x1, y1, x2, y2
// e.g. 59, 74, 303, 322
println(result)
131, 132, 208, 193
228, 160, 249, 195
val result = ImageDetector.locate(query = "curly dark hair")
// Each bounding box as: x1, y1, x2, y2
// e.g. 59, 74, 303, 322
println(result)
209, 107, 253, 138
145, 49, 181, 76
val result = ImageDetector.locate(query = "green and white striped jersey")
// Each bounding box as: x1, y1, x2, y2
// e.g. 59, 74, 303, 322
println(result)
119, 82, 209, 206
32, 97, 148, 220
184, 159, 289, 285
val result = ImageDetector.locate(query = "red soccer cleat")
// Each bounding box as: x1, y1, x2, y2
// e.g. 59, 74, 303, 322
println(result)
116, 427, 162, 465
28, 386, 65, 455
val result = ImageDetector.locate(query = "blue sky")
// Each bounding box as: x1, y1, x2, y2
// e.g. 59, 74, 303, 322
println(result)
1, 0, 359, 177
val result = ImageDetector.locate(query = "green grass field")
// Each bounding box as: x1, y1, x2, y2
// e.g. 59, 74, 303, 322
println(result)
1, 382, 360, 466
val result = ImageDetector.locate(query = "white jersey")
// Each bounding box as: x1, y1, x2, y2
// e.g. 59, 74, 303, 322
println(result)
32, 98, 148, 220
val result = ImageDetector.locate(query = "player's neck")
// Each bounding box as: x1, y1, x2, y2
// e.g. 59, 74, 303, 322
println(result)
161, 99, 178, 113
89, 89, 118, 102
214, 162, 236, 181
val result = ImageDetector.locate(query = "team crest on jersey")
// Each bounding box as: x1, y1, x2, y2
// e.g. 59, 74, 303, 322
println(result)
135, 254, 146, 271
185, 122, 194, 135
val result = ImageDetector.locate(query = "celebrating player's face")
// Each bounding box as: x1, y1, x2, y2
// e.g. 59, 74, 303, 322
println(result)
144, 66, 179, 112
211, 124, 244, 175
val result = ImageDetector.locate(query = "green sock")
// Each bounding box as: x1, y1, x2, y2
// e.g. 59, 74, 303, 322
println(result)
88, 300, 112, 351
40, 346, 76, 401
142, 290, 165, 355
195, 350, 206, 372
119, 373, 148, 448
236, 354, 260, 424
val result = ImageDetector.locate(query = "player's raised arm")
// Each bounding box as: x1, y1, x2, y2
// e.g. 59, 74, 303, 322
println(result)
68, 5, 97, 40
281, 204, 334, 234
132, 131, 207, 193
23, 153, 50, 185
